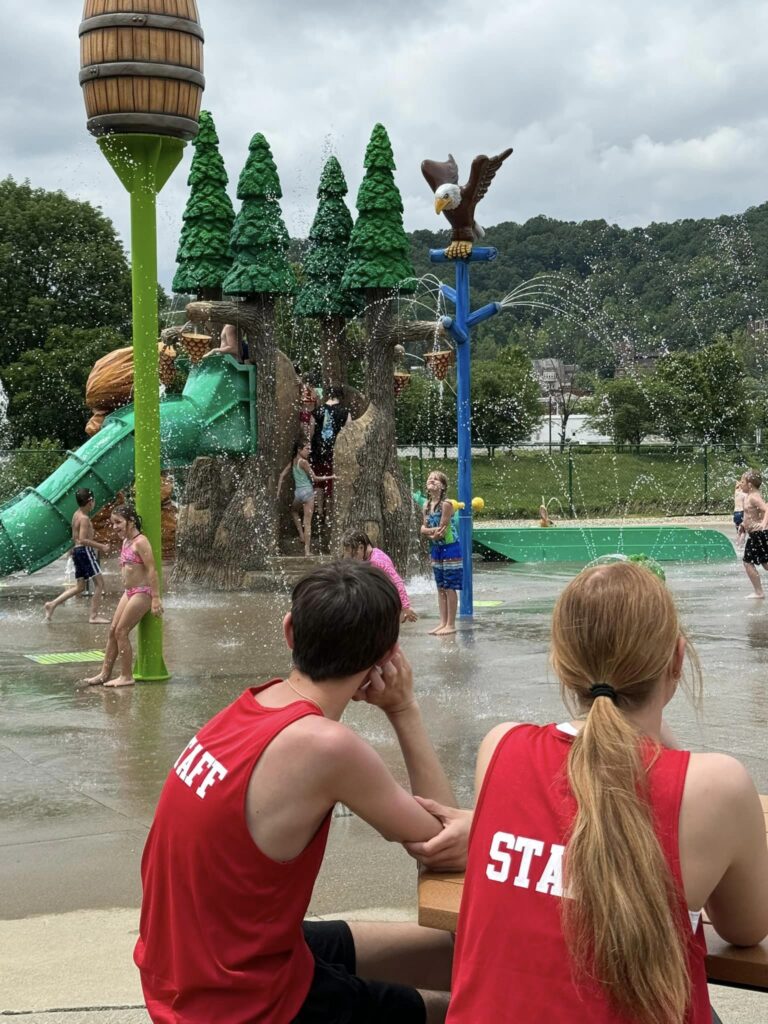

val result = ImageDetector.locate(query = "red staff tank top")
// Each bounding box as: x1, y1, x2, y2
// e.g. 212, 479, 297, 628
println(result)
134, 682, 330, 1024
447, 724, 711, 1023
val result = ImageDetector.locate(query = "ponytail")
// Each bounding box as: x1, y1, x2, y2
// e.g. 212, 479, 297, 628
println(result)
564, 699, 689, 1023
551, 561, 701, 1024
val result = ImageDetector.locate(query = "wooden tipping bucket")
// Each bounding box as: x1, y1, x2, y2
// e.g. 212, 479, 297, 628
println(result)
424, 349, 455, 381
179, 331, 210, 363
394, 371, 412, 397
79, 1, 205, 141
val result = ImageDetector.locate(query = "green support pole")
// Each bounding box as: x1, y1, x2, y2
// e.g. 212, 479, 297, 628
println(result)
98, 134, 185, 682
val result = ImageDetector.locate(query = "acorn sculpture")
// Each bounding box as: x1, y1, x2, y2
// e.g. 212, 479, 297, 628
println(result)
85, 343, 177, 436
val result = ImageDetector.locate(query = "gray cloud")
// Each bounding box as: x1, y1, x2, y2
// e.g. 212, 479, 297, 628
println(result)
1, 0, 766, 287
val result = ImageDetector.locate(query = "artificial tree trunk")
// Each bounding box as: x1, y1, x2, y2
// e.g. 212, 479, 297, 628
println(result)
332, 290, 421, 571
320, 315, 346, 391
173, 297, 293, 587
173, 455, 276, 589
387, 318, 447, 349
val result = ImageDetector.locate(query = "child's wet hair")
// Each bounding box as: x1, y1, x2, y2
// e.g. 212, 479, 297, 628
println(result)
112, 504, 143, 533
341, 528, 373, 554
76, 488, 94, 507
745, 470, 763, 489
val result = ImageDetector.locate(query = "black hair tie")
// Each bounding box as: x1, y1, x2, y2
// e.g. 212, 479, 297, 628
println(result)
589, 683, 618, 702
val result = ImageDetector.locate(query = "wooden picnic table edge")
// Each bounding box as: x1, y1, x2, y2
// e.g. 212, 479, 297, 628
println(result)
418, 872, 768, 989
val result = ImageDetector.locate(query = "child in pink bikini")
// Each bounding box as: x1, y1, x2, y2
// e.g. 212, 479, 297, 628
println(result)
341, 529, 418, 622
83, 505, 163, 688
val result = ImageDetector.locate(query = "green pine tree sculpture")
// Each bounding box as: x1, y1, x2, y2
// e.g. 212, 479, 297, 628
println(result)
223, 133, 296, 297
173, 110, 235, 295
295, 156, 360, 319
342, 123, 416, 294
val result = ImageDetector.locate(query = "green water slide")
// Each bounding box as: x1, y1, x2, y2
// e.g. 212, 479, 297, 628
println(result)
0, 355, 256, 577
472, 525, 735, 564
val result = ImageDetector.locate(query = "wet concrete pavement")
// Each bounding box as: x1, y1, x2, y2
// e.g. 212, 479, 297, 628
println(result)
2, 545, 767, 1018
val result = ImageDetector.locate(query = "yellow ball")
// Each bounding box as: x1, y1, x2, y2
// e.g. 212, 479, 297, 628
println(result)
472, 496, 485, 511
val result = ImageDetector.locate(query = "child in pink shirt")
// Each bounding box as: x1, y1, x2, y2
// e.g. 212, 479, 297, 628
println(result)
341, 529, 418, 622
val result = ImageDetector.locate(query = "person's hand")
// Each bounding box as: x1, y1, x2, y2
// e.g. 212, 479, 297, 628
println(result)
401, 607, 418, 623
151, 597, 164, 617
355, 649, 416, 714
403, 798, 472, 870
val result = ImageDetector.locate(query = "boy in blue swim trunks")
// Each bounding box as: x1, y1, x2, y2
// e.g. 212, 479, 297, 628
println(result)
421, 470, 462, 635
44, 488, 110, 623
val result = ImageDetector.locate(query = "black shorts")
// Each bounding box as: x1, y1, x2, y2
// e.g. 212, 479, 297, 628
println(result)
73, 545, 101, 580
293, 920, 425, 1024
744, 530, 768, 565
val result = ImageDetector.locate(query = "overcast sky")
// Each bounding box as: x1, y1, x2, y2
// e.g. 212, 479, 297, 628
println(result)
2, 0, 767, 288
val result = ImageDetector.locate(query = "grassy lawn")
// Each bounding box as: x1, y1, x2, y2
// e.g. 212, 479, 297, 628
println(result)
400, 448, 762, 519
0, 445, 761, 522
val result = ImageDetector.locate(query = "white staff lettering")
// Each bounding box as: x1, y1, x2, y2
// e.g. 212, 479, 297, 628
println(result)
487, 831, 566, 897
173, 735, 229, 799
535, 843, 565, 897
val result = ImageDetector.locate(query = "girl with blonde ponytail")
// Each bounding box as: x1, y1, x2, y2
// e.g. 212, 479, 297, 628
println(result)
442, 560, 768, 1024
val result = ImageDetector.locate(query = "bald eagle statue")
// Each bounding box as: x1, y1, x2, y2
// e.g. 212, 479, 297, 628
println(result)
421, 148, 513, 259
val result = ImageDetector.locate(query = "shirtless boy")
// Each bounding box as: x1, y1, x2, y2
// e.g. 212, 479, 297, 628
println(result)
44, 488, 109, 623
740, 470, 768, 598
202, 323, 245, 362
135, 561, 454, 1023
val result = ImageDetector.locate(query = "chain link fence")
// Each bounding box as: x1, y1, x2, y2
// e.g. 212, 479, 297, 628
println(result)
400, 443, 761, 519
1, 444, 761, 520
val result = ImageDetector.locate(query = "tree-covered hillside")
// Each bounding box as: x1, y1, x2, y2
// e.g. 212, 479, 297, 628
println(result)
408, 203, 768, 373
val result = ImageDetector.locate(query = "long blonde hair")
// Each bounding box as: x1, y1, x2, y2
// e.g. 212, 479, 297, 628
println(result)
426, 471, 448, 513
550, 561, 701, 1024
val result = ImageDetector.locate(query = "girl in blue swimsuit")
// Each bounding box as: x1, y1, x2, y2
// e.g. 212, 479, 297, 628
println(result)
421, 470, 462, 635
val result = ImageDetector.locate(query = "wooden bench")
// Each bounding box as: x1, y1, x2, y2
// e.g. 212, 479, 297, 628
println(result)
418, 795, 768, 992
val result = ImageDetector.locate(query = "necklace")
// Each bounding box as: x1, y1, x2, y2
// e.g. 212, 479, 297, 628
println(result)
285, 677, 324, 713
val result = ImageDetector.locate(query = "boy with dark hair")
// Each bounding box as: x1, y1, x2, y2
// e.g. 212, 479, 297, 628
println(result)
44, 488, 109, 624
135, 560, 454, 1023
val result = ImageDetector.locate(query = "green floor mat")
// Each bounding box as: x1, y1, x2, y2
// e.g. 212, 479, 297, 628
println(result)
24, 650, 105, 665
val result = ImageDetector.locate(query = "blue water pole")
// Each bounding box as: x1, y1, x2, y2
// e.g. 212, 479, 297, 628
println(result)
429, 247, 501, 617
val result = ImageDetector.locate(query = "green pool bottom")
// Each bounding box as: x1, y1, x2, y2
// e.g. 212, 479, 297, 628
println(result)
472, 525, 735, 564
